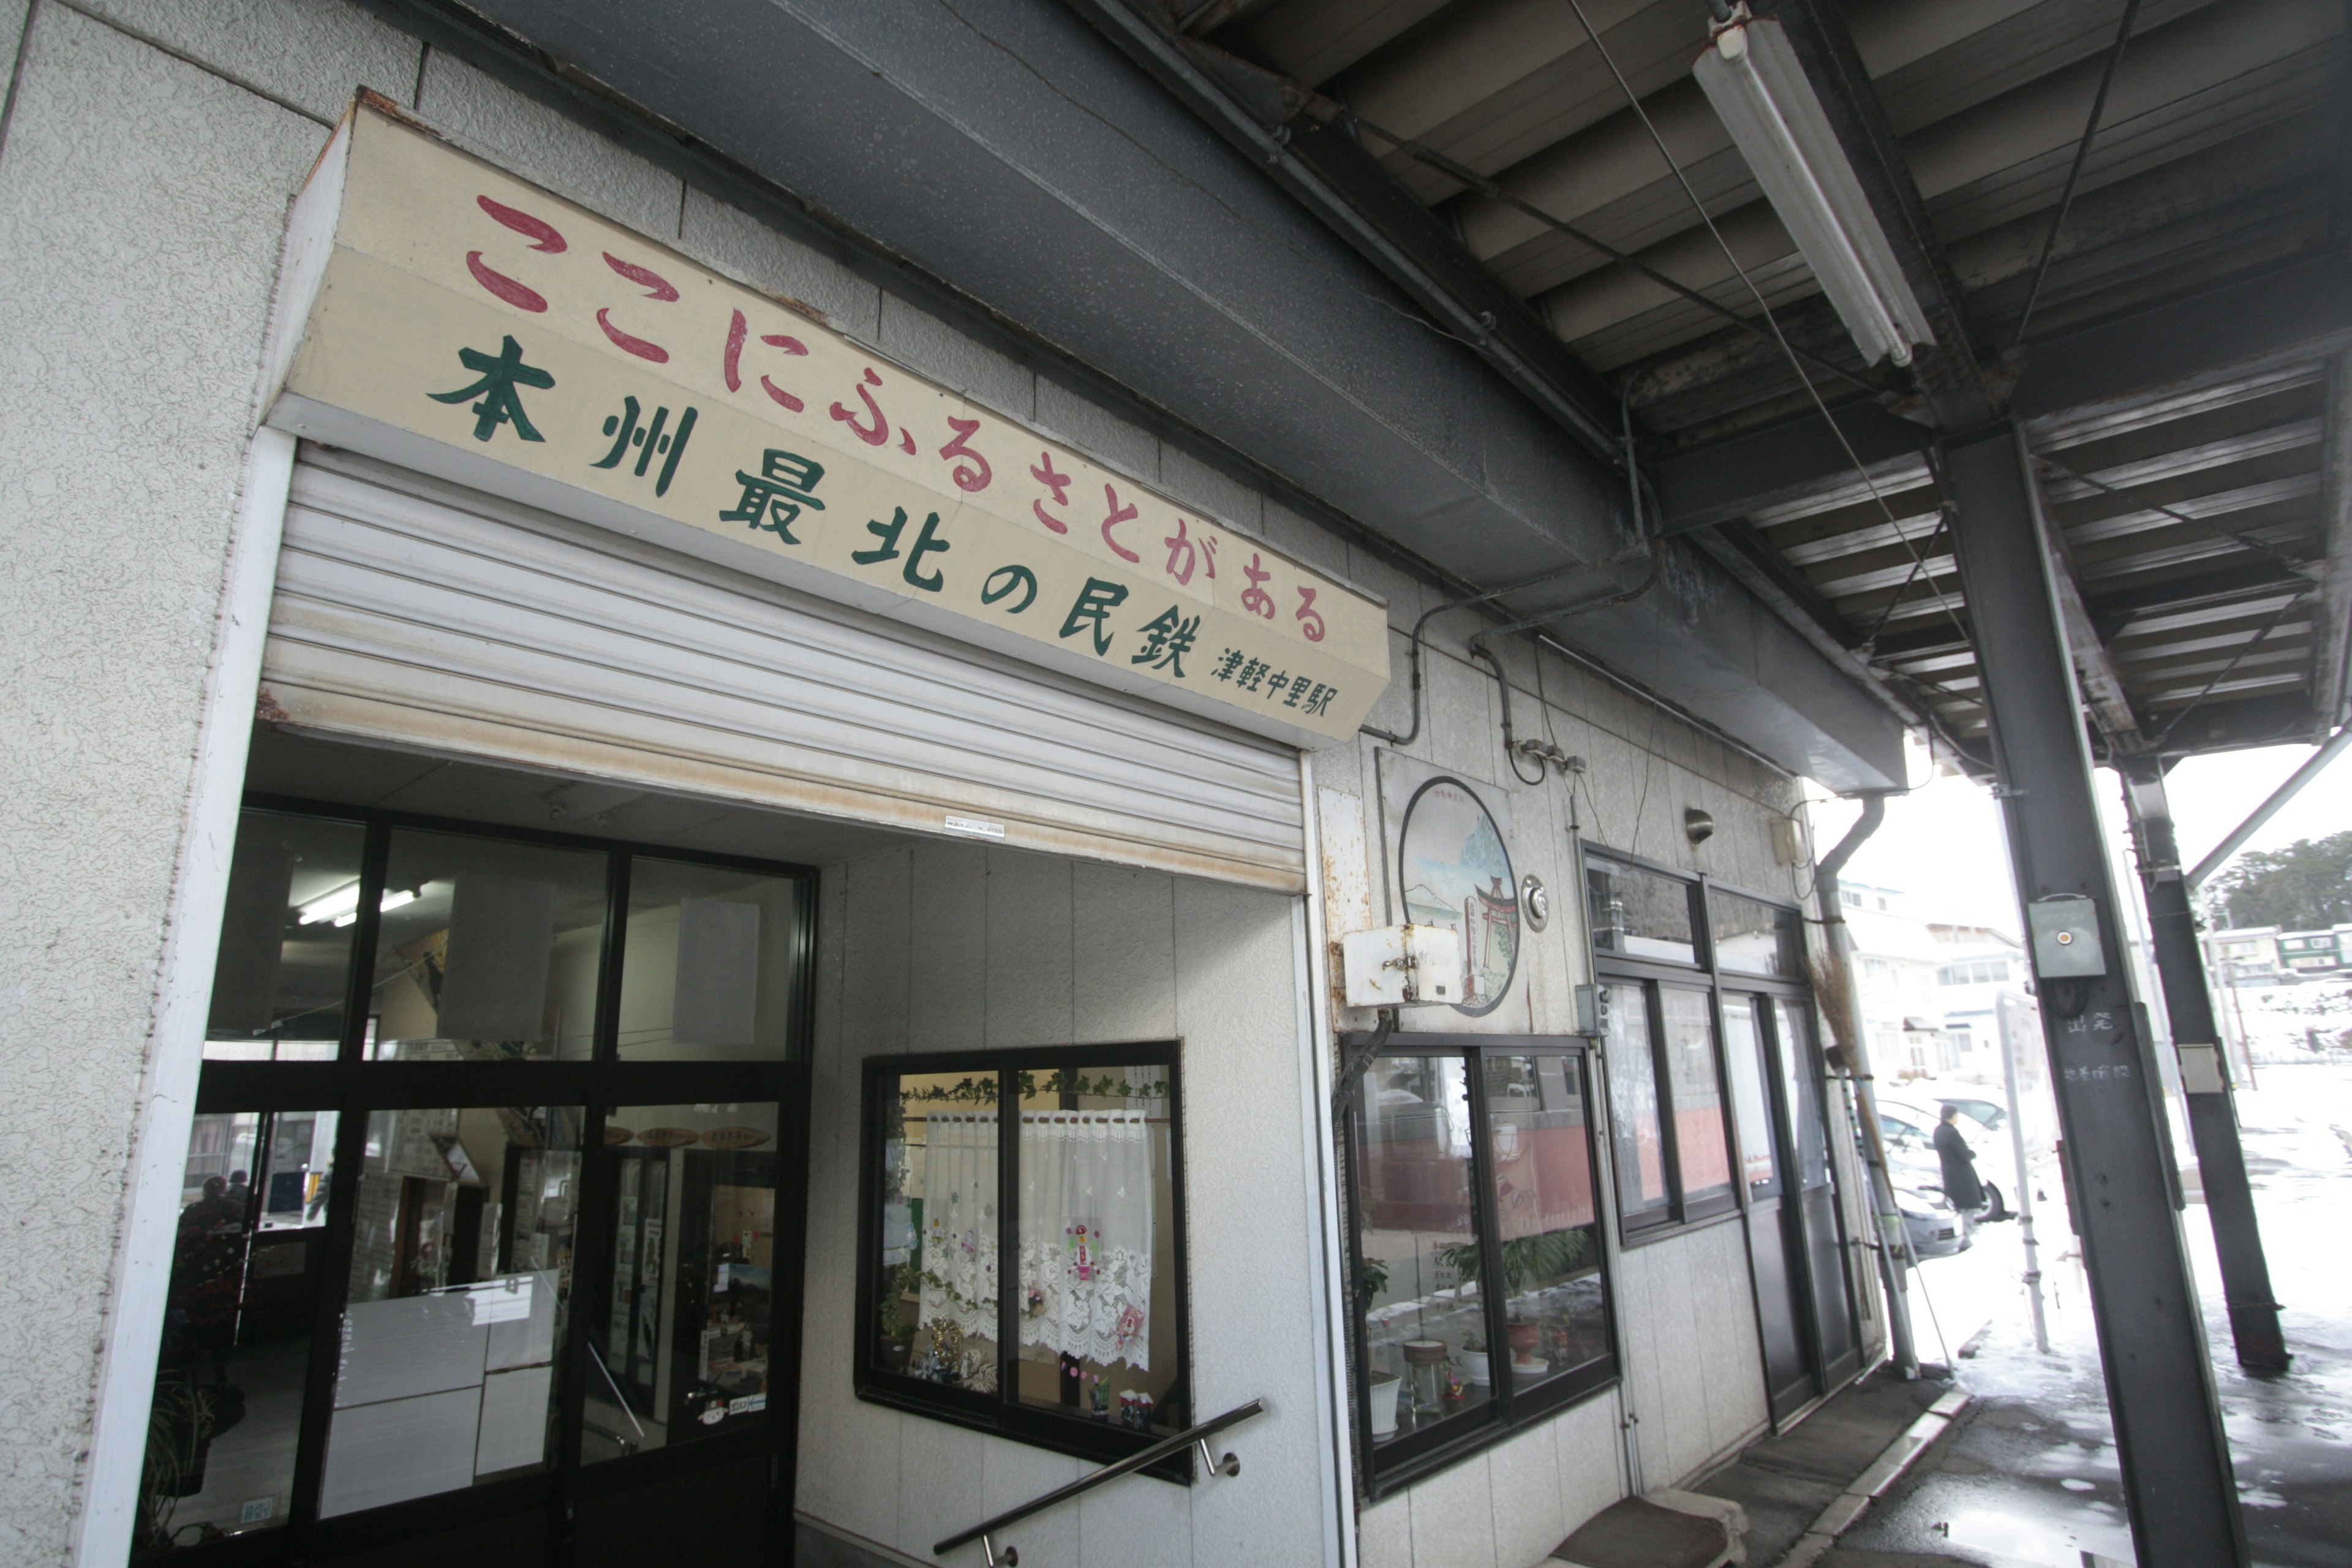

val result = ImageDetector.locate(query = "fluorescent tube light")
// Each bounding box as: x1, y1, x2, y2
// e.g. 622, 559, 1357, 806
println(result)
298, 883, 361, 926
1694, 14, 1934, 367
303, 883, 417, 928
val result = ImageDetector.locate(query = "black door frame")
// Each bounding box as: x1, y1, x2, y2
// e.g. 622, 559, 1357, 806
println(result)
162, 796, 818, 1568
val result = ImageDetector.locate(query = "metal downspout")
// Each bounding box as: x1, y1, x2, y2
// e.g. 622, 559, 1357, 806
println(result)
1815, 794, 1923, 1379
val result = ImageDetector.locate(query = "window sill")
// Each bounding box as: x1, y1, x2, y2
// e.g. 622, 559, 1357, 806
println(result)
854, 1371, 1196, 1483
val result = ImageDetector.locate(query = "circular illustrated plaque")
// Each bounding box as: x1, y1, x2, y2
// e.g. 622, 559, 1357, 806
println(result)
1397, 775, 1519, 1015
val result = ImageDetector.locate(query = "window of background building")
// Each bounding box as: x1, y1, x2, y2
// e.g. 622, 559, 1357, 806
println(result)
1346, 1041, 1615, 1494
859, 1049, 1189, 1469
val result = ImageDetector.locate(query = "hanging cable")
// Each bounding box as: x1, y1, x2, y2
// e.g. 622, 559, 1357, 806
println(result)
2032, 453, 2312, 573
1340, 111, 1886, 399
2150, 590, 2310, 747
2011, 0, 2142, 349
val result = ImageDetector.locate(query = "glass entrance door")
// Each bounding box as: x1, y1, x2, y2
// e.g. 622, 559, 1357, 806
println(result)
1723, 991, 1863, 1425
138, 805, 812, 1568
1771, 998, 1860, 1389
1722, 995, 1814, 1422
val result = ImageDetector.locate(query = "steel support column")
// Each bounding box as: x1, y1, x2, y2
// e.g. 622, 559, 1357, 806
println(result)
1940, 424, 2248, 1568
2117, 758, 2289, 1370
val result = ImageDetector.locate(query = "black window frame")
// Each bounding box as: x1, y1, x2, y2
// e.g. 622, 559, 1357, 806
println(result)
1340, 1034, 1620, 1500
160, 795, 818, 1568
853, 1044, 1196, 1479
1583, 843, 1809, 1248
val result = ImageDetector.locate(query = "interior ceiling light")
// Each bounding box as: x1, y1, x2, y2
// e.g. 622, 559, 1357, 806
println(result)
1694, 12, 1934, 367
300, 883, 417, 928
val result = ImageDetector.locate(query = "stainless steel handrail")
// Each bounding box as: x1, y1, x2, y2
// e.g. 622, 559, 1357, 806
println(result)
932, 1397, 1265, 1564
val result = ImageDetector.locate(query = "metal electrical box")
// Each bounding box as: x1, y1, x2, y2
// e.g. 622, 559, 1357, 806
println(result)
2027, 895, 2106, 978
1340, 924, 1466, 1008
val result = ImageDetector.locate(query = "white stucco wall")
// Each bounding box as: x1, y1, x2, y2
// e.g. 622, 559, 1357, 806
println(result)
0, 4, 382, 1558
1317, 612, 1823, 1566
800, 845, 1332, 1567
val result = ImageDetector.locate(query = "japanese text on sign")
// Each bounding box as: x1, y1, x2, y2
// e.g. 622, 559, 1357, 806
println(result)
267, 100, 1389, 742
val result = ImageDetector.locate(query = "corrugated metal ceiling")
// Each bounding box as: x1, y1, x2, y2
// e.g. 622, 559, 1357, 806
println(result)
1188, 0, 2350, 765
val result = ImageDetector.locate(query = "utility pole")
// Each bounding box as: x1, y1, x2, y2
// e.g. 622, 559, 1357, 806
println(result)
2117, 759, 2288, 1370
1941, 424, 2248, 1568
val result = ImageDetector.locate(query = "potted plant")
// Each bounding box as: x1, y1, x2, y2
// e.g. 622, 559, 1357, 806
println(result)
1439, 1229, 1588, 1301
1506, 1319, 1542, 1364
1458, 1332, 1490, 1386
876, 1259, 920, 1371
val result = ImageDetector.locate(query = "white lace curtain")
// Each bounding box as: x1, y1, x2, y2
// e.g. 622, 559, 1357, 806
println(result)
916, 1109, 1158, 1371
1019, 1112, 1156, 1371
918, 1114, 998, 1343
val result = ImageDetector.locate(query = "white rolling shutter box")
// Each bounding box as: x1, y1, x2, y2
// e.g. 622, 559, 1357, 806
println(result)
260, 448, 1307, 891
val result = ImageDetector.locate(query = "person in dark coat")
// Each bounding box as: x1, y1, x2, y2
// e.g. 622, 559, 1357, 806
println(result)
1934, 1104, 1986, 1213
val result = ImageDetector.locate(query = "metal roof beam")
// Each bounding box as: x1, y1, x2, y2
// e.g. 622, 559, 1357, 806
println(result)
2320, 354, 2352, 728
1658, 255, 2352, 530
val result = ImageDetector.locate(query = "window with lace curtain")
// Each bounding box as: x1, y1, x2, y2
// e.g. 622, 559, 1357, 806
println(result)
857, 1046, 1190, 1466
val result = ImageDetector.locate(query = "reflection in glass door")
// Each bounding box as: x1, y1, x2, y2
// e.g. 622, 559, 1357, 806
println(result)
1774, 999, 1860, 1388
139, 805, 812, 1567
1722, 997, 1814, 1422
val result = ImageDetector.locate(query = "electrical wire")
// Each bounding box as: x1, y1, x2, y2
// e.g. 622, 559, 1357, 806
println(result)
2149, 589, 2310, 747
1341, 112, 1886, 399
2032, 454, 2312, 574
2011, 0, 2142, 349
1555, 0, 1978, 669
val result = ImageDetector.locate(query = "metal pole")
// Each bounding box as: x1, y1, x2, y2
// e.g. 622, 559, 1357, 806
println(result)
2184, 727, 2352, 892
1941, 423, 2247, 1568
1814, 796, 1922, 1379
2119, 760, 2288, 1370
1997, 990, 2052, 1354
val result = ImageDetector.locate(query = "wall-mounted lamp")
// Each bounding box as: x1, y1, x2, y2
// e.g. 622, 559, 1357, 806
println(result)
1684, 808, 1716, 846
1693, 12, 1934, 367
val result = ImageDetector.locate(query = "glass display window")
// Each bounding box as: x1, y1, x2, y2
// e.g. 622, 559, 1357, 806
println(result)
365, 829, 610, 1063
1353, 1055, 1494, 1440
203, 812, 366, 1061
861, 1049, 1189, 1468
1344, 1039, 1618, 1495
614, 861, 803, 1060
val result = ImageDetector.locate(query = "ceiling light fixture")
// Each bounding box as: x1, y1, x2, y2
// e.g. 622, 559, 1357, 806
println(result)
1692, 11, 1933, 368
301, 883, 417, 928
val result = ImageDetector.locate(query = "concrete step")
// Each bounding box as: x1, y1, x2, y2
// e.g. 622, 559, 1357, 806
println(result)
1546, 1488, 1746, 1568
